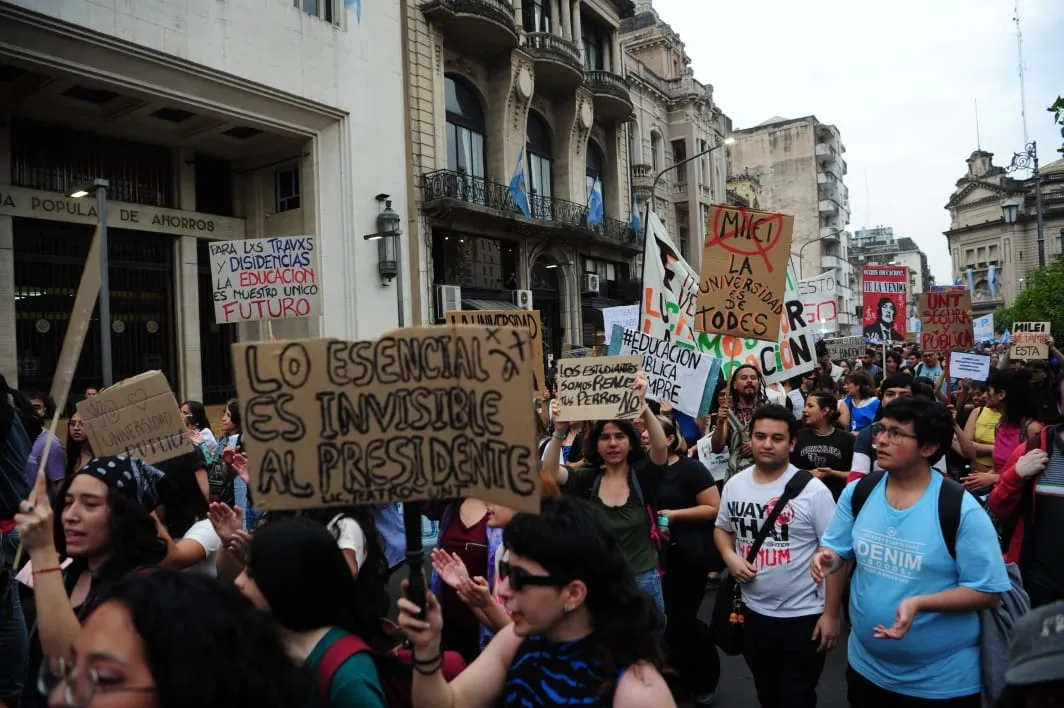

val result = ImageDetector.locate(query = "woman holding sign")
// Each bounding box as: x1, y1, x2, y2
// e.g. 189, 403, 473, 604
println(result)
543, 372, 670, 614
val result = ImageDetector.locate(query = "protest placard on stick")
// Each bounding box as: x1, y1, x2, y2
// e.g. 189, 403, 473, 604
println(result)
917, 291, 974, 353
1011, 322, 1050, 360
608, 325, 720, 417
555, 355, 644, 422
825, 336, 863, 361
446, 309, 546, 395
232, 326, 541, 513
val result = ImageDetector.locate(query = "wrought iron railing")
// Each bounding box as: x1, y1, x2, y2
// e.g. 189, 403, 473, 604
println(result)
585, 70, 631, 101
522, 32, 581, 66
420, 0, 516, 28
421, 169, 642, 247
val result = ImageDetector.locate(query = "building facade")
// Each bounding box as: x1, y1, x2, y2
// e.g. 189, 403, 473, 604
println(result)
1, 0, 409, 403
944, 150, 1064, 315
407, 0, 642, 356
619, 2, 731, 267
729, 115, 858, 332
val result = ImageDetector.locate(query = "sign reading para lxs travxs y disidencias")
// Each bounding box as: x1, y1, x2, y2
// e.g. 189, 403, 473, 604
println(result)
210, 236, 321, 324
231, 326, 542, 513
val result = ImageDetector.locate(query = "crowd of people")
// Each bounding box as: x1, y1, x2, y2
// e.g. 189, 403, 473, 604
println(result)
0, 332, 1062, 707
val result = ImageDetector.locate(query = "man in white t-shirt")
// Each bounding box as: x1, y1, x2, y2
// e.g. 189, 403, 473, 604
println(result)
715, 404, 845, 708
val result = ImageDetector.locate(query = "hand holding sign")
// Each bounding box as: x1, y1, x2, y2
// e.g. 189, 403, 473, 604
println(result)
555, 356, 646, 422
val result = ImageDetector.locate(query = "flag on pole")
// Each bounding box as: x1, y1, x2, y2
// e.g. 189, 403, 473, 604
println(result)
586, 177, 604, 227
954, 273, 964, 287
630, 194, 642, 234
965, 267, 976, 292
343, 0, 361, 23
989, 263, 1001, 297
508, 150, 531, 219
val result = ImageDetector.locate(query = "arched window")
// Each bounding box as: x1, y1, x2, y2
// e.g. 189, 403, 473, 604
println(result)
445, 75, 486, 180
650, 130, 663, 172
586, 140, 604, 206
526, 111, 553, 218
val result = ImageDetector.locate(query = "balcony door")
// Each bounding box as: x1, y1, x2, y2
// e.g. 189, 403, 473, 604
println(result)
526, 111, 554, 219
445, 75, 487, 201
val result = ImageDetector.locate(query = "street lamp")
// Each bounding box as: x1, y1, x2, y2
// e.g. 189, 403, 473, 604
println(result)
363, 194, 404, 326
796, 228, 845, 279
1004, 141, 1045, 266
68, 178, 113, 387
1001, 197, 1022, 225
643, 136, 735, 236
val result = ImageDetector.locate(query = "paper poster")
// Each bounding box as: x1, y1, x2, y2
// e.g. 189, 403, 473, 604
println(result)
602, 305, 639, 345
76, 371, 194, 464
798, 272, 839, 330
917, 291, 974, 353
949, 352, 991, 381
862, 265, 908, 342
825, 336, 864, 361
231, 326, 542, 513
210, 236, 321, 323
696, 205, 794, 340
555, 356, 644, 422
608, 325, 721, 418
639, 212, 815, 385
973, 314, 995, 343
446, 309, 546, 395
697, 437, 730, 483
1011, 322, 1050, 360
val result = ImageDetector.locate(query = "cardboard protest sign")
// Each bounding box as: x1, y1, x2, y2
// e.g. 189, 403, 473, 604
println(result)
696, 205, 794, 340
232, 326, 541, 513
825, 336, 863, 361
862, 265, 908, 342
76, 371, 194, 464
949, 352, 991, 381
555, 356, 644, 422
1011, 322, 1050, 360
210, 236, 321, 323
917, 291, 974, 353
798, 272, 838, 331
602, 305, 639, 345
446, 310, 546, 395
608, 325, 721, 418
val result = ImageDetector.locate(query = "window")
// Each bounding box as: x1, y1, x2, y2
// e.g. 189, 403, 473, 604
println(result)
522, 0, 551, 32
275, 166, 301, 213
296, 0, 336, 24
583, 23, 605, 71
584, 258, 621, 281
444, 76, 486, 182
650, 131, 663, 172
672, 139, 687, 185
526, 112, 553, 219
586, 141, 604, 207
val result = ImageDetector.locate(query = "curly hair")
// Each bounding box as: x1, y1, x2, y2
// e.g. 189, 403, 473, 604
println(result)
728, 364, 767, 406
809, 393, 841, 427
581, 419, 642, 469
504, 496, 666, 698
95, 569, 307, 708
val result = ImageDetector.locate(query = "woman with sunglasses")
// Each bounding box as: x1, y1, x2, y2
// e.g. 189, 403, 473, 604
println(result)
399, 496, 675, 707
38, 569, 306, 708
543, 372, 670, 613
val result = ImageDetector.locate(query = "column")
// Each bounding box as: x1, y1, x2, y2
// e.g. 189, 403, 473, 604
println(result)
0, 111, 15, 386
572, 1, 583, 61
173, 147, 203, 402
560, 0, 572, 41
611, 32, 622, 74
550, 0, 560, 35
513, 0, 522, 31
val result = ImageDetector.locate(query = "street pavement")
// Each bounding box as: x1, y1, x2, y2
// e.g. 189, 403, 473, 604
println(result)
682, 589, 851, 707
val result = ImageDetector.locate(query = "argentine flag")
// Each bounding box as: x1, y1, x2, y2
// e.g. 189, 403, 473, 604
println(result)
587, 176, 604, 227
630, 194, 642, 234
508, 150, 531, 219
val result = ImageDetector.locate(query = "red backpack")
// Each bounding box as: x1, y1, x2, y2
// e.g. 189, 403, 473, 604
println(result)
316, 629, 466, 708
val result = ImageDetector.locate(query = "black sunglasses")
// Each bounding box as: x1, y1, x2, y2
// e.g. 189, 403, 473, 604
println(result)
498, 560, 568, 592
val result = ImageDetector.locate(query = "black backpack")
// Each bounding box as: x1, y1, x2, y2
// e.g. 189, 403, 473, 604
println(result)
851, 470, 963, 557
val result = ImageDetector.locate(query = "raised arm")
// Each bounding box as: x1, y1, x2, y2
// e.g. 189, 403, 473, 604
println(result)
638, 373, 668, 466
542, 398, 570, 487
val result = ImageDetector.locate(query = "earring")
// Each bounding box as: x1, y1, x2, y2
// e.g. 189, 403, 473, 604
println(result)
563, 605, 573, 614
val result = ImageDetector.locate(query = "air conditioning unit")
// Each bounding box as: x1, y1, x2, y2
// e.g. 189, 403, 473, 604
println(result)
512, 289, 533, 310
434, 284, 462, 321
582, 273, 600, 294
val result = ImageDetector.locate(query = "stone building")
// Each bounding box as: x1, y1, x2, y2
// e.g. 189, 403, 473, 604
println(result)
1, 0, 408, 402
619, 1, 731, 267
408, 0, 643, 355
944, 150, 1064, 315
729, 115, 858, 332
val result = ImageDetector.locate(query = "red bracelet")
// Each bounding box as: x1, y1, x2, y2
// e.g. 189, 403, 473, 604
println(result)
32, 566, 62, 576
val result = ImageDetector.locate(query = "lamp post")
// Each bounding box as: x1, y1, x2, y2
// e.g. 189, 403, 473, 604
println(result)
642, 136, 735, 238
363, 194, 404, 326
68, 178, 112, 387
796, 228, 845, 279
1004, 141, 1045, 267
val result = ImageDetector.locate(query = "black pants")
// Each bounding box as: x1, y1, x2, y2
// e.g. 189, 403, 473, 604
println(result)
662, 555, 719, 697
846, 665, 980, 707
742, 608, 826, 708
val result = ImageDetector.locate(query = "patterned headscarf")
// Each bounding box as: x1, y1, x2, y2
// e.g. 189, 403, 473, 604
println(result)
73, 455, 166, 511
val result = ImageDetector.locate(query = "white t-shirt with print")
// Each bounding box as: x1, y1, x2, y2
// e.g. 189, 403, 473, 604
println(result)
716, 464, 837, 618
328, 514, 368, 573
181, 519, 223, 577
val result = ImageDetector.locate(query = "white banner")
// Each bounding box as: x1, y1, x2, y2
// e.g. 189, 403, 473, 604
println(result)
602, 305, 639, 345
608, 326, 721, 417
797, 272, 838, 330
639, 212, 816, 384
210, 236, 321, 323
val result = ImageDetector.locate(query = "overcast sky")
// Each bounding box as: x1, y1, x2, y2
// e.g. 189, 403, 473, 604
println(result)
651, 0, 1064, 283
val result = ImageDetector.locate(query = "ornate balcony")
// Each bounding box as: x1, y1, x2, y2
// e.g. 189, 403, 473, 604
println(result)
521, 32, 583, 92
631, 163, 654, 199
585, 70, 632, 121
420, 169, 642, 252
421, 0, 519, 57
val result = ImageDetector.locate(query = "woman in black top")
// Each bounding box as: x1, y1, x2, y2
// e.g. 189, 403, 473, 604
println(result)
792, 393, 854, 500
655, 415, 721, 705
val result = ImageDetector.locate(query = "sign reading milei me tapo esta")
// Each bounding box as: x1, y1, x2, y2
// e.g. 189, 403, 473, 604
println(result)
0, 184, 245, 240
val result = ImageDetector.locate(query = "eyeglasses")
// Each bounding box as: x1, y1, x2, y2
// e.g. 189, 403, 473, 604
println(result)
39, 657, 155, 708
497, 560, 568, 592
870, 422, 919, 444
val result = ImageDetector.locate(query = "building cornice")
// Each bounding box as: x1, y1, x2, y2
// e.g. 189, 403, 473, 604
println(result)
944, 179, 1013, 210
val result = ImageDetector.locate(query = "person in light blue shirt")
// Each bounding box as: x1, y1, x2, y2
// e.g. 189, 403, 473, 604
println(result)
810, 397, 1011, 706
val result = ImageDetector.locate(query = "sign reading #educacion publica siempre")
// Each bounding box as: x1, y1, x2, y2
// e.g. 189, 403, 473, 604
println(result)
231, 325, 542, 514
0, 184, 245, 240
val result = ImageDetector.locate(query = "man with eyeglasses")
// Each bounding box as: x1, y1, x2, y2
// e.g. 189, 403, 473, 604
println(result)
811, 398, 1010, 707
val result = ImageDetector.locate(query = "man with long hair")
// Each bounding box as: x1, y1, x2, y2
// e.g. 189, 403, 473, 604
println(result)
711, 364, 768, 481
